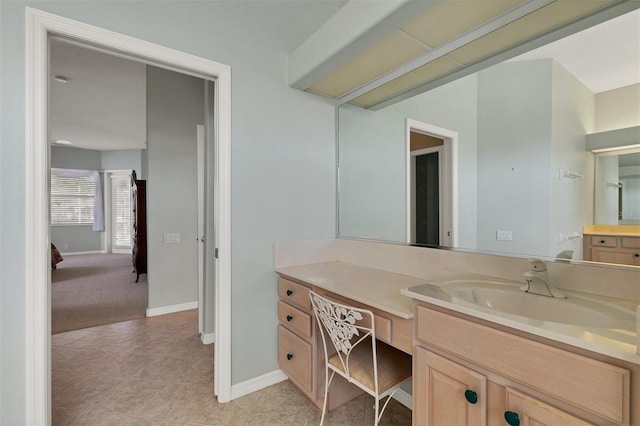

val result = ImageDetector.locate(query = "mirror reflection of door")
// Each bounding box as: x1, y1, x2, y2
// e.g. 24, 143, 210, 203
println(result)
415, 151, 440, 245
410, 131, 444, 246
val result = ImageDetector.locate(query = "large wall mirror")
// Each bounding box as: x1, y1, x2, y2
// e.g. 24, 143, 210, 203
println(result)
337, 8, 640, 267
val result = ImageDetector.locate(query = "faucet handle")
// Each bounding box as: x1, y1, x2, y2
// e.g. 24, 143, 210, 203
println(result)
527, 257, 547, 272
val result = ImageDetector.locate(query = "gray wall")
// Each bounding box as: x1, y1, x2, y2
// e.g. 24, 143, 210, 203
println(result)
146, 66, 201, 310
549, 61, 594, 259
1, 3, 336, 423
476, 60, 553, 256
102, 149, 143, 178
476, 59, 594, 258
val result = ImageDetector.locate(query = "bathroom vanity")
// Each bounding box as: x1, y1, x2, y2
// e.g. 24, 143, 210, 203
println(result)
583, 225, 640, 266
275, 262, 422, 409
274, 239, 640, 425
407, 298, 636, 426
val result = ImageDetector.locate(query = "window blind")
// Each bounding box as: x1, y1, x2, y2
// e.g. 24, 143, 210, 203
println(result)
51, 175, 96, 225
111, 173, 132, 249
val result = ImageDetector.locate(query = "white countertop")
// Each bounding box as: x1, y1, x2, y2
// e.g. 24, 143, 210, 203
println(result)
276, 261, 423, 319
276, 261, 639, 365
403, 275, 640, 365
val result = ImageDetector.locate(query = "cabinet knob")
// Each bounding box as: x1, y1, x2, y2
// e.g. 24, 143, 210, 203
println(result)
504, 411, 520, 426
286, 315, 293, 322
464, 389, 478, 404
286, 353, 293, 361
286, 289, 293, 296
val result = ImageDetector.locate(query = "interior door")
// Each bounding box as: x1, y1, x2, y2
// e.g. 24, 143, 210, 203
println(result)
415, 152, 440, 246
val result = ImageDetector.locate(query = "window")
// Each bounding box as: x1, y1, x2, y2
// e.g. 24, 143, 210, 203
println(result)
50, 173, 96, 225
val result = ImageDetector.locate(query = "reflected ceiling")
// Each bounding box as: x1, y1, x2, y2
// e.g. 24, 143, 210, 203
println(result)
294, 0, 637, 109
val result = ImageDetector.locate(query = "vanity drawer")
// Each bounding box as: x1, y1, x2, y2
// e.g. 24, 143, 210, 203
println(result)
278, 300, 312, 338
621, 237, 640, 249
312, 290, 396, 349
278, 325, 312, 393
590, 236, 617, 247
416, 306, 630, 424
278, 277, 311, 311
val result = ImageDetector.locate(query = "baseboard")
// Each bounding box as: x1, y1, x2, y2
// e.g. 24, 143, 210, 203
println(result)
393, 389, 412, 410
60, 250, 106, 256
230, 369, 288, 400
146, 301, 198, 317
201, 332, 215, 345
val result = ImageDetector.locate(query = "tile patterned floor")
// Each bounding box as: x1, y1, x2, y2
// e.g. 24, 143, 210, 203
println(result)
52, 309, 411, 425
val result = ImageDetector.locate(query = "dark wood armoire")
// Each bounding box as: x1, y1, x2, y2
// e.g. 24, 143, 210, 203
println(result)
131, 171, 147, 283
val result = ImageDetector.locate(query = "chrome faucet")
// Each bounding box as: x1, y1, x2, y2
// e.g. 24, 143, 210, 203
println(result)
520, 258, 567, 298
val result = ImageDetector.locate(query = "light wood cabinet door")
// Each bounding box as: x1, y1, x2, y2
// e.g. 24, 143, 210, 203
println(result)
415, 347, 486, 426
504, 388, 592, 426
278, 325, 312, 393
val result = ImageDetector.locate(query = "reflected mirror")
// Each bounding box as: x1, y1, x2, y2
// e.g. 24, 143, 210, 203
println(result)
337, 8, 640, 266
595, 151, 640, 225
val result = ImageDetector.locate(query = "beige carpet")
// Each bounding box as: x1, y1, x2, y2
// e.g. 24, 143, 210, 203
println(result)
52, 253, 148, 334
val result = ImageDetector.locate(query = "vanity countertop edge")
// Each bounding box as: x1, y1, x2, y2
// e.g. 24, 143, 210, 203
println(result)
275, 261, 639, 365
275, 261, 421, 319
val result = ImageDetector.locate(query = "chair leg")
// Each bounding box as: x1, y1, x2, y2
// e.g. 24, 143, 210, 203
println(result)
320, 369, 335, 426
376, 391, 399, 425
374, 397, 380, 426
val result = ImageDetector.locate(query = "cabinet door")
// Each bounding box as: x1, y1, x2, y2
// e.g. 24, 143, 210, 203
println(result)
415, 347, 486, 426
278, 325, 312, 393
504, 388, 592, 426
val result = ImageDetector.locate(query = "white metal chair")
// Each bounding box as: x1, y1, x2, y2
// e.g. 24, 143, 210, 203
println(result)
309, 290, 412, 425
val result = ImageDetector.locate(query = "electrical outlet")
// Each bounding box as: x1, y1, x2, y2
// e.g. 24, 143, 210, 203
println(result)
164, 233, 181, 243
496, 230, 512, 241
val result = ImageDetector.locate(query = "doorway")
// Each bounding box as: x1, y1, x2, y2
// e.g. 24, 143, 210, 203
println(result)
414, 148, 441, 246
406, 119, 458, 248
25, 8, 232, 423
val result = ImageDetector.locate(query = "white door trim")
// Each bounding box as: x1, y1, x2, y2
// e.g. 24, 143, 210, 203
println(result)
196, 125, 205, 335
25, 8, 232, 424
405, 119, 458, 247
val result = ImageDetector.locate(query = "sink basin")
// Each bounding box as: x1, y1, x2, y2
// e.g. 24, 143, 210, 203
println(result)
439, 279, 636, 328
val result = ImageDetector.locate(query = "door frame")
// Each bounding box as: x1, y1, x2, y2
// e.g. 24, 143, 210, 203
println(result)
25, 8, 232, 424
196, 125, 205, 335
405, 119, 458, 247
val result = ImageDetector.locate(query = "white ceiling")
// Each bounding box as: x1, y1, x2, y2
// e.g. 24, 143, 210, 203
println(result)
511, 8, 640, 93
50, 39, 148, 151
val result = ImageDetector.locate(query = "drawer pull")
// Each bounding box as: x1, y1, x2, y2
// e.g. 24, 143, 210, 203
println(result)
600, 240, 606, 244
504, 411, 520, 426
286, 353, 293, 361
464, 389, 478, 404
286, 315, 293, 322
286, 289, 293, 296
635, 253, 639, 257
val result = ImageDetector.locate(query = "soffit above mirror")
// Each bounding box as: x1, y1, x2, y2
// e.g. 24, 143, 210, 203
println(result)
289, 0, 638, 110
